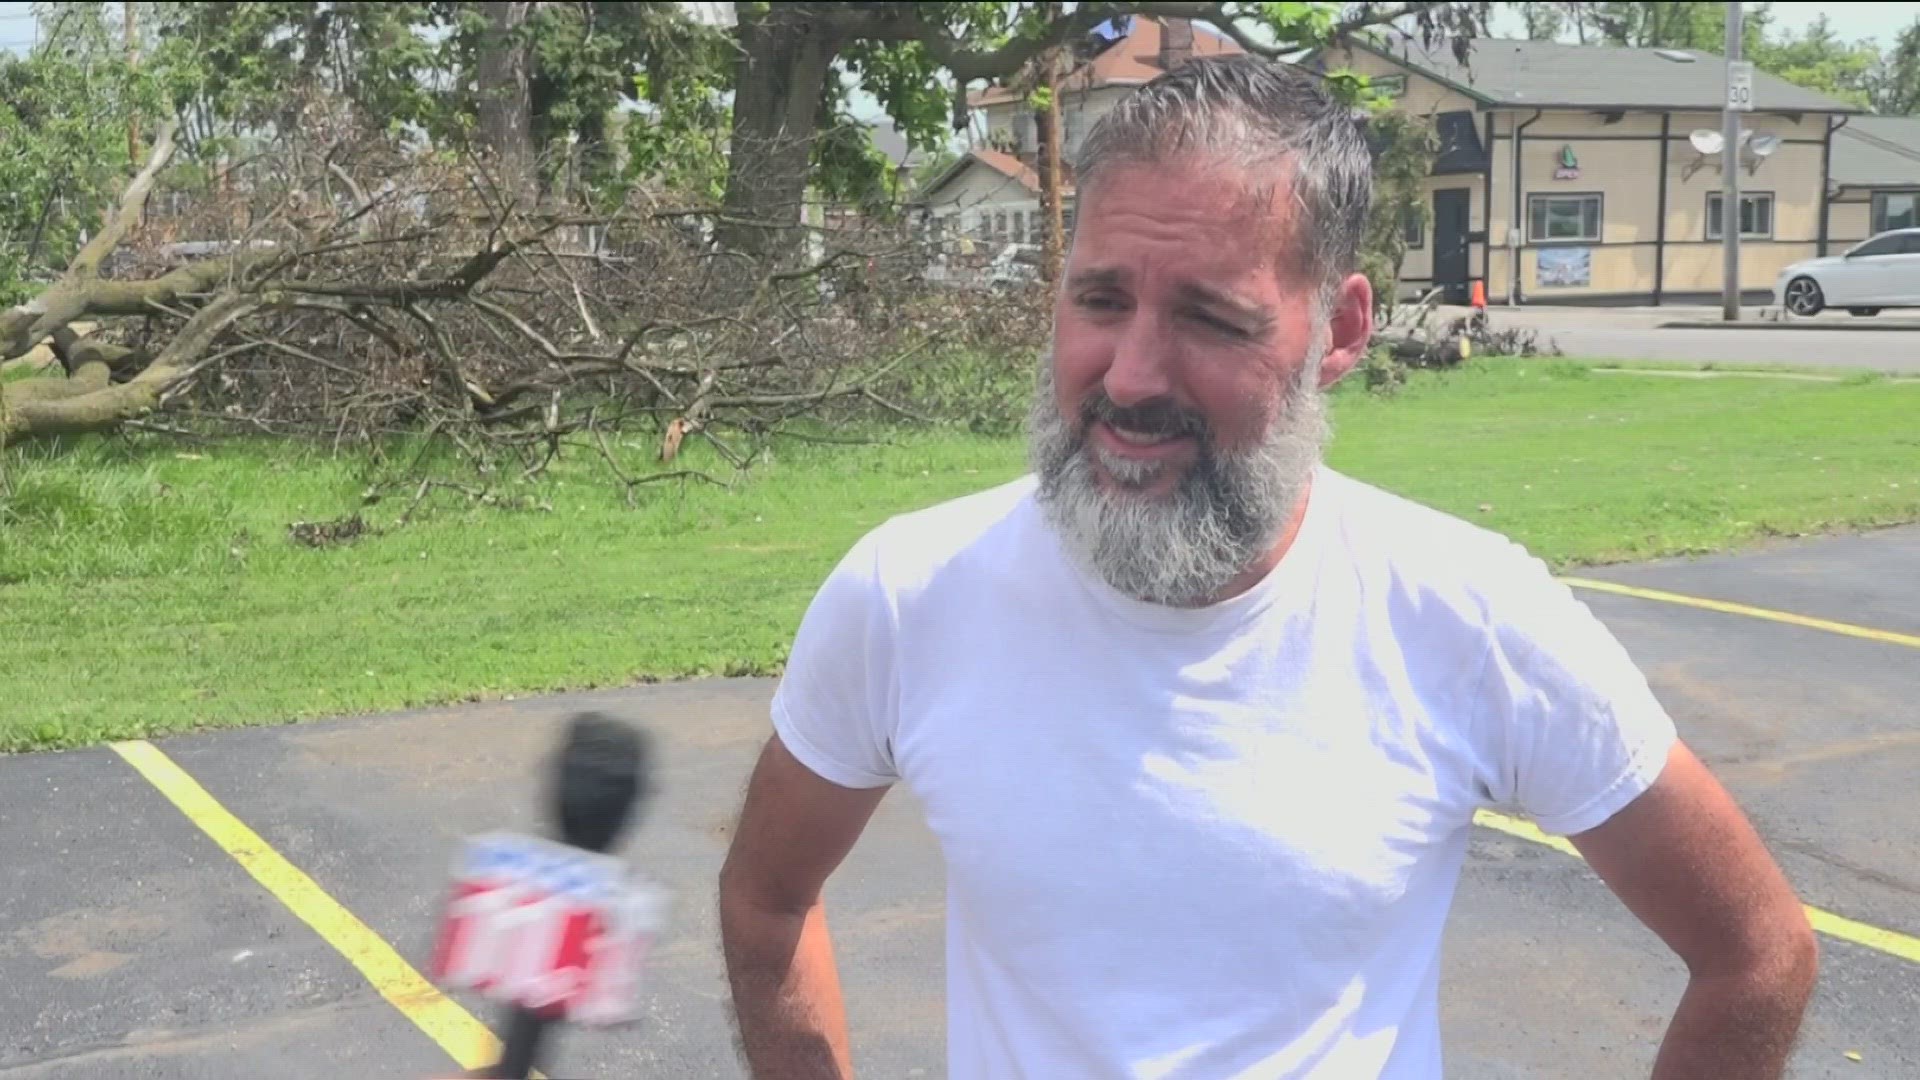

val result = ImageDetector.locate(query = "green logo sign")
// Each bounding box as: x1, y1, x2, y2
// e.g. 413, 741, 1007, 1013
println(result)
1555, 144, 1580, 179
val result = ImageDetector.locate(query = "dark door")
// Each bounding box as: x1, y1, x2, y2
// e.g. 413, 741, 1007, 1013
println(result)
1432, 188, 1472, 304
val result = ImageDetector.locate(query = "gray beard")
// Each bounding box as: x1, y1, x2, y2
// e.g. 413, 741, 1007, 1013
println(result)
1027, 348, 1331, 609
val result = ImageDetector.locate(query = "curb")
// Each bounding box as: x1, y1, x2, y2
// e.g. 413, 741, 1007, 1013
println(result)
1656, 319, 1920, 331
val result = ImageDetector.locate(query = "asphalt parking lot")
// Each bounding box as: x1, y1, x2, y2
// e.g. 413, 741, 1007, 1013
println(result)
3, 524, 1917, 1080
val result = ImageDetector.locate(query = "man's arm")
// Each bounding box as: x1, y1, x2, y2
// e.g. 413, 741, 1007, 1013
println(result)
720, 733, 890, 1080
1570, 740, 1819, 1080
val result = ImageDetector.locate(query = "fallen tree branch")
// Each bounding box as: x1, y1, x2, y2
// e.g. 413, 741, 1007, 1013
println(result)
71, 119, 181, 278
278, 235, 523, 303
1, 343, 61, 377
396, 478, 487, 527
4, 254, 269, 363
2, 293, 266, 446
860, 387, 927, 424
50, 326, 148, 381
121, 418, 214, 440
3, 112, 1056, 474
400, 302, 495, 410
633, 468, 730, 490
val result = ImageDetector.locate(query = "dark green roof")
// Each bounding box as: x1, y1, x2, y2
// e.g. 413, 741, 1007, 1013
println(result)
1832, 116, 1920, 189
1341, 36, 1864, 115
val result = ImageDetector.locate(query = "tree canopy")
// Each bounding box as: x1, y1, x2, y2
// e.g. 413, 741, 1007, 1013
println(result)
1509, 3, 1920, 114
18, 3, 1478, 262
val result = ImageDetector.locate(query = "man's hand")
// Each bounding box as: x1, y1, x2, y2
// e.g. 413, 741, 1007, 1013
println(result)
1570, 740, 1819, 1079
720, 733, 889, 1080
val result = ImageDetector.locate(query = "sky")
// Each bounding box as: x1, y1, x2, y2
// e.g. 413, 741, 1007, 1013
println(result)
6, 2, 1920, 51
1486, 3, 1920, 44
4, 3, 1916, 90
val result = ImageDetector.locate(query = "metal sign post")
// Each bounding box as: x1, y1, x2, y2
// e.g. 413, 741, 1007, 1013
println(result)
1723, 3, 1751, 321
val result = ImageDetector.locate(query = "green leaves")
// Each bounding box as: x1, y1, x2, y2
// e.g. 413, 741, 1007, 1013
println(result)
1747, 13, 1880, 109
124, 2, 745, 206
1871, 18, 1920, 116
0, 10, 171, 304
1354, 108, 1440, 321
1252, 2, 1337, 42
840, 37, 952, 156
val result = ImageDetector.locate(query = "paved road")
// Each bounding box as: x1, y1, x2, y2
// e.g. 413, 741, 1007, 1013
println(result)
3, 526, 1919, 1079
1543, 327, 1920, 373
1391, 304, 1920, 373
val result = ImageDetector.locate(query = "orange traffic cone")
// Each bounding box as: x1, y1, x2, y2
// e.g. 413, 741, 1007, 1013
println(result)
1468, 279, 1489, 332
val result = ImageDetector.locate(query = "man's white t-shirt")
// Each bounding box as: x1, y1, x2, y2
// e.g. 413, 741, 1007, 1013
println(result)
770, 466, 1677, 1079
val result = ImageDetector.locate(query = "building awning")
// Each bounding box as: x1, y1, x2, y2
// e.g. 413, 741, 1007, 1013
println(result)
1831, 117, 1920, 190
1432, 111, 1489, 174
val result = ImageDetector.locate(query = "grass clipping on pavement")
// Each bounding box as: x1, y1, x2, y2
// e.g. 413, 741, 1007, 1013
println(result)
3, 359, 1917, 750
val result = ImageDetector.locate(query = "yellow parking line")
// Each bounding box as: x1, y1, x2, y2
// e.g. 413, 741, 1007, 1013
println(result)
106, 701, 1920, 1068
1475, 810, 1920, 965
1561, 577, 1920, 651
110, 739, 509, 1074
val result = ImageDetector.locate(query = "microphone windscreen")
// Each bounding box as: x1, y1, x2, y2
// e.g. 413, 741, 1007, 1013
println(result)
550, 711, 652, 853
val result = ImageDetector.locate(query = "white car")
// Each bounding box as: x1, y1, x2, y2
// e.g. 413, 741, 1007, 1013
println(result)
1775, 228, 1920, 317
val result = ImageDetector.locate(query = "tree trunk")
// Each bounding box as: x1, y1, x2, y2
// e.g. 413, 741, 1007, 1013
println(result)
2, 294, 263, 448
716, 4, 841, 265
475, 1, 537, 199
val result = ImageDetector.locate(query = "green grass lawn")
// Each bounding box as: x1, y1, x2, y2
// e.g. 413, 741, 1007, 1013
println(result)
4, 358, 1918, 751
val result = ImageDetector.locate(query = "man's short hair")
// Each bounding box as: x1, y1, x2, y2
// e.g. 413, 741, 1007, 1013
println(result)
1069, 53, 1374, 292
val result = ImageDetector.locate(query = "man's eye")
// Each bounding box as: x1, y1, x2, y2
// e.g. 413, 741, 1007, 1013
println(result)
1078, 292, 1126, 311
1193, 312, 1245, 336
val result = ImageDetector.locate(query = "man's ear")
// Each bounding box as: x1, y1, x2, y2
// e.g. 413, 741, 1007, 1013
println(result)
1315, 272, 1375, 389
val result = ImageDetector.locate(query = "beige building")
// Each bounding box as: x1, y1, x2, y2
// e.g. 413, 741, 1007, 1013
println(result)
1827, 116, 1920, 245
1310, 36, 1919, 306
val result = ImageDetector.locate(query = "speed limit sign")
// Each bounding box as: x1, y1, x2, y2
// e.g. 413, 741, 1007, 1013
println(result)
1727, 60, 1755, 112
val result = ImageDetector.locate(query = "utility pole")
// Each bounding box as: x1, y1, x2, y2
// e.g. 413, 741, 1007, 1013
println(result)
1721, 2, 1748, 321
125, 1, 140, 164
1034, 1, 1067, 285
1038, 77, 1065, 284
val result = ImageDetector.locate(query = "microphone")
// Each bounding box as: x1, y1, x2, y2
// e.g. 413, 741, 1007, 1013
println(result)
481, 711, 654, 1079
551, 710, 652, 855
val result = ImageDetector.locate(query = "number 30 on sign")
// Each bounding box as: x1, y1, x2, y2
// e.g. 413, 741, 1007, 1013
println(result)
1727, 60, 1755, 112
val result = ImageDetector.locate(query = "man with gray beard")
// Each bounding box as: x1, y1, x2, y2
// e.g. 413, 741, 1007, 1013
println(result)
720, 55, 1816, 1080
1025, 338, 1329, 610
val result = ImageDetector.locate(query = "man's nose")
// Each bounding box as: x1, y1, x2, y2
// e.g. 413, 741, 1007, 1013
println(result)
1102, 323, 1177, 408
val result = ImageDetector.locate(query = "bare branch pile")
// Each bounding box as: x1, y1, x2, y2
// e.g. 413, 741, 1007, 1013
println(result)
1, 97, 1050, 488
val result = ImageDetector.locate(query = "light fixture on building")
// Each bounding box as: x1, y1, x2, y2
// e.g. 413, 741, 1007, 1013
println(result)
1683, 129, 1725, 179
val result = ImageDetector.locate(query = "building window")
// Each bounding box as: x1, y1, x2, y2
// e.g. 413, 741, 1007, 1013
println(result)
1706, 192, 1774, 239
993, 210, 1008, 242
1012, 210, 1026, 244
1401, 206, 1424, 248
1527, 193, 1602, 243
1873, 191, 1919, 233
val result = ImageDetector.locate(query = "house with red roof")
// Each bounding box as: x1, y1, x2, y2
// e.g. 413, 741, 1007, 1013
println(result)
912, 16, 1238, 259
